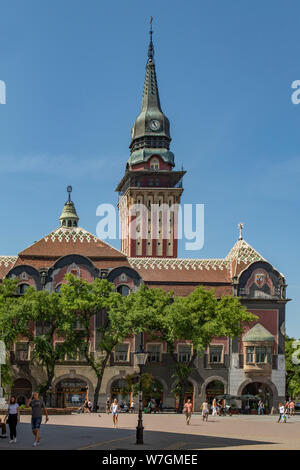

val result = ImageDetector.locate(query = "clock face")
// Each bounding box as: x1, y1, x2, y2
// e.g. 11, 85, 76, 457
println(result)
149, 119, 161, 131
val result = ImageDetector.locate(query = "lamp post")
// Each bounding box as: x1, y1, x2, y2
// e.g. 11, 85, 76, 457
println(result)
135, 344, 148, 445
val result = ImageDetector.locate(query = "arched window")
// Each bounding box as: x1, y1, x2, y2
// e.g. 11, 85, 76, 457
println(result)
117, 285, 130, 296
17, 284, 30, 295
55, 284, 62, 293
150, 158, 160, 170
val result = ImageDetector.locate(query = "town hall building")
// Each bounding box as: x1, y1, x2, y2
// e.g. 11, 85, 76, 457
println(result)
0, 26, 288, 412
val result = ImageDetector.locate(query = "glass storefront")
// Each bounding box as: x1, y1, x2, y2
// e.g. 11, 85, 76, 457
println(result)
56, 378, 88, 408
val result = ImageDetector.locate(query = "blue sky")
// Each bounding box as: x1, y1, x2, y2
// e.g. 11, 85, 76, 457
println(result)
0, 0, 299, 336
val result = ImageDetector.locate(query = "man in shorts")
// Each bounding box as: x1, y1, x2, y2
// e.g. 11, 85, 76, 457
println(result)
183, 399, 193, 425
201, 399, 209, 422
28, 392, 49, 447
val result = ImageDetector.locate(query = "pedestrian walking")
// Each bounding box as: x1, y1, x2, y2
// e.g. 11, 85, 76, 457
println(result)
130, 399, 135, 414
27, 392, 49, 447
211, 398, 217, 417
83, 398, 91, 414
289, 400, 295, 416
201, 400, 209, 422
217, 399, 222, 416
159, 400, 163, 413
88, 399, 92, 413
277, 403, 285, 423
5, 396, 20, 443
258, 400, 264, 416
183, 399, 193, 425
110, 399, 120, 428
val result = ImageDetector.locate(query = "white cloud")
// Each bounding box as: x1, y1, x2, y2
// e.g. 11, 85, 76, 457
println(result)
0, 153, 121, 178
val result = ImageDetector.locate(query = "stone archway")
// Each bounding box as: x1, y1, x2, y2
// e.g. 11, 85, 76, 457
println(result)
204, 379, 226, 404
200, 376, 227, 401
11, 378, 33, 405
237, 378, 278, 411
171, 377, 199, 411
52, 373, 95, 408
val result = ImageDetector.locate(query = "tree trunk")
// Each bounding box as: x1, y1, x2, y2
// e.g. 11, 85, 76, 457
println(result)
177, 380, 188, 414
92, 352, 110, 412
41, 368, 55, 406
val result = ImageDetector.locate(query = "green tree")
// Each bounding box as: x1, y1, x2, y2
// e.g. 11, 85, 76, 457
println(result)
121, 373, 163, 402
131, 285, 256, 413
0, 279, 28, 390
22, 288, 80, 404
60, 274, 137, 411
285, 335, 300, 398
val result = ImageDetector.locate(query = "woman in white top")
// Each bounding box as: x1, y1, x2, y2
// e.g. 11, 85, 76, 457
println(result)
211, 398, 217, 416
110, 399, 120, 428
5, 396, 20, 443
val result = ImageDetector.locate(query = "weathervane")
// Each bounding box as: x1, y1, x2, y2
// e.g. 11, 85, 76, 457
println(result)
238, 222, 244, 240
67, 185, 72, 203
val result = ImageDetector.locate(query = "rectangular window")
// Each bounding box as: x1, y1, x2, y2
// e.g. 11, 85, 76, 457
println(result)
66, 345, 87, 362
178, 344, 192, 363
73, 318, 85, 330
115, 344, 129, 362
256, 346, 272, 364
246, 346, 255, 363
16, 342, 29, 361
209, 345, 223, 363
147, 344, 161, 363
36, 321, 51, 336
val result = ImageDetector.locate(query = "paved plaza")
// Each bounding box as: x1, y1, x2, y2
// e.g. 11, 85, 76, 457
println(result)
1, 413, 300, 450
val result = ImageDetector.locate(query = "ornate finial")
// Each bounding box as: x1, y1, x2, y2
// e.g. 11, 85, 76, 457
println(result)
238, 222, 244, 240
148, 16, 154, 63
67, 185, 72, 203
60, 186, 79, 227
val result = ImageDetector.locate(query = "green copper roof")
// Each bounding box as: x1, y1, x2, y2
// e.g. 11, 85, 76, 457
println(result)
129, 23, 173, 166
128, 148, 174, 166
59, 200, 79, 227
243, 323, 274, 342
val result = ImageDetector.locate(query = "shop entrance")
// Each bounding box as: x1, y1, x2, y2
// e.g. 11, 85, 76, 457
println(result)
241, 382, 273, 411
206, 380, 225, 404
56, 378, 88, 408
110, 378, 130, 407
12, 378, 32, 405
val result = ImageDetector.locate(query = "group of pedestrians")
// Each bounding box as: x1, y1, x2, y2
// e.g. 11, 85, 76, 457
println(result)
183, 398, 210, 424
0, 392, 48, 447
277, 400, 295, 422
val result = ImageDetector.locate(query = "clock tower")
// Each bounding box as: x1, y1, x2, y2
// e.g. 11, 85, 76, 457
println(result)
116, 21, 185, 258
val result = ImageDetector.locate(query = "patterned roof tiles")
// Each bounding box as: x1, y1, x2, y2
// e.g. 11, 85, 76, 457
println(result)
0, 256, 18, 267
225, 239, 265, 264
128, 257, 229, 271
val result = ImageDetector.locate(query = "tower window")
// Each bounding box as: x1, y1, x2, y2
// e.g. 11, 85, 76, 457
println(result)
150, 158, 160, 170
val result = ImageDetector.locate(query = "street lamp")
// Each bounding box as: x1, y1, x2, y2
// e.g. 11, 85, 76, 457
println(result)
135, 344, 148, 445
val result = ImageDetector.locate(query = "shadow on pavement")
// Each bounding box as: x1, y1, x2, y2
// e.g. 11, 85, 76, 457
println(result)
0, 422, 275, 450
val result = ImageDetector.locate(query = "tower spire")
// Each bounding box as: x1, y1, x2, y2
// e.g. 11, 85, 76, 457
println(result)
128, 19, 174, 168
148, 16, 154, 63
